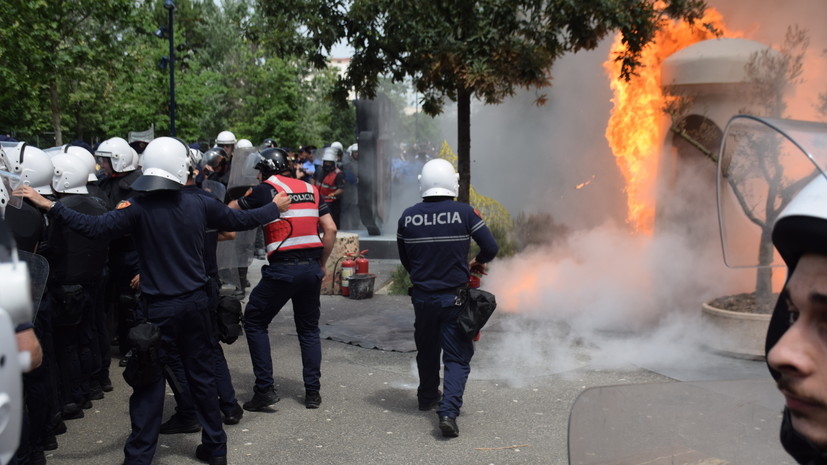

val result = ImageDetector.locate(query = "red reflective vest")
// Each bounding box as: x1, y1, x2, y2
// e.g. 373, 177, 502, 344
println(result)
262, 175, 323, 255
319, 169, 341, 203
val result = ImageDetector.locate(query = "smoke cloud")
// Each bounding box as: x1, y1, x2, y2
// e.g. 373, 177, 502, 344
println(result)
429, 0, 825, 378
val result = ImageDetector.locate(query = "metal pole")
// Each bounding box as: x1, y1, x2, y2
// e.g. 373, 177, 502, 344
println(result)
167, 5, 175, 137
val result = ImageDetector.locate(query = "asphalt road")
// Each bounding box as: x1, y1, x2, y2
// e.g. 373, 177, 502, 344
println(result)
41, 258, 789, 465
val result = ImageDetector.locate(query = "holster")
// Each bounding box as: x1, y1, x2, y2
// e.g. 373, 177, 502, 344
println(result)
215, 295, 243, 344
53, 284, 85, 326
122, 322, 163, 388
456, 288, 497, 339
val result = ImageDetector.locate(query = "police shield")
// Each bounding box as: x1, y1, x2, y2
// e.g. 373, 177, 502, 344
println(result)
217, 147, 260, 291
567, 379, 790, 464
201, 180, 226, 203
226, 147, 260, 201
17, 250, 48, 322
717, 115, 827, 268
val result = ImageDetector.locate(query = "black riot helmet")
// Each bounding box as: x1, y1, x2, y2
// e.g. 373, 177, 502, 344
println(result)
255, 147, 291, 177
260, 138, 278, 149
202, 147, 226, 169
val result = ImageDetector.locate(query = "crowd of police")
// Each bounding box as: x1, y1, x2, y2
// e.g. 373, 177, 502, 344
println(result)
0, 128, 499, 465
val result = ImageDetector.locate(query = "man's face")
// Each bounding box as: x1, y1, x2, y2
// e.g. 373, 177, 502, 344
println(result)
98, 157, 114, 176
219, 144, 234, 158
768, 253, 827, 448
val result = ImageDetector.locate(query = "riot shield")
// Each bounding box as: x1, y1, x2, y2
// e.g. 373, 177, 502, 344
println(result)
568, 379, 793, 464
0, 219, 40, 463
201, 180, 227, 203
218, 147, 260, 290
0, 305, 22, 465
717, 115, 827, 268
226, 147, 260, 201
17, 251, 48, 322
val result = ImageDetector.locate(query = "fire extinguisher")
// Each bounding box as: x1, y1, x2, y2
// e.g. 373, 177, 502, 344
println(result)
340, 255, 356, 297
355, 250, 369, 274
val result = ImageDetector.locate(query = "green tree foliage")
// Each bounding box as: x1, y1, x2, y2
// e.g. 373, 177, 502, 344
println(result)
295, 68, 357, 148
0, 0, 135, 144
258, 0, 714, 203
0, 0, 356, 149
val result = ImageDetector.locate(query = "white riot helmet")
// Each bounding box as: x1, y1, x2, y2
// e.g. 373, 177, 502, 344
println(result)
322, 147, 338, 162
95, 137, 137, 173
0, 147, 7, 217
0, 177, 7, 218
331, 141, 344, 156
0, 146, 9, 217
1, 142, 54, 195
771, 174, 827, 270
347, 143, 358, 158
131, 137, 189, 192
236, 138, 253, 149
64, 145, 98, 182
51, 153, 89, 194
216, 131, 237, 145
188, 147, 203, 176
419, 158, 458, 198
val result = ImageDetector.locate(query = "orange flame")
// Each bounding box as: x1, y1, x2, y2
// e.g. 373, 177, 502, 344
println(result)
576, 175, 596, 190
604, 8, 731, 234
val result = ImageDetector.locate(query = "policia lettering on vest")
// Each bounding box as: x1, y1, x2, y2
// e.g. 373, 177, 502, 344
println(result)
403, 211, 462, 227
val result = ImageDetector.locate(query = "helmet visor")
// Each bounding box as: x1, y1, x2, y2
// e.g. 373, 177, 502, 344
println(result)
0, 170, 23, 210
717, 115, 827, 268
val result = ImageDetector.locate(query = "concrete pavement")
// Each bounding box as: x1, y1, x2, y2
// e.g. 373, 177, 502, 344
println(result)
41, 258, 789, 465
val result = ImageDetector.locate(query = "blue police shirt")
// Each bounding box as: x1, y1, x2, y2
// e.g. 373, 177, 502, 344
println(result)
397, 198, 498, 291
49, 190, 280, 296
183, 186, 220, 276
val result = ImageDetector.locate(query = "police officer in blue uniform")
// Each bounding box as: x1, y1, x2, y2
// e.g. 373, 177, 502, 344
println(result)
41, 153, 109, 422
14, 137, 291, 465
396, 158, 498, 438
159, 149, 245, 435
229, 148, 337, 411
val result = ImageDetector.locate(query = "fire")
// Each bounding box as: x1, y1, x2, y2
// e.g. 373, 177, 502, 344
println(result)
575, 175, 596, 190
604, 7, 732, 234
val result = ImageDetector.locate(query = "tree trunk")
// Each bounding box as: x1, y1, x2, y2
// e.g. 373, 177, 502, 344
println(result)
755, 224, 775, 312
456, 87, 471, 204
49, 81, 62, 146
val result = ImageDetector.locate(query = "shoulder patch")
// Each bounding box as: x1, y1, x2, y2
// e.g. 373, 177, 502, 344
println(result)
473, 207, 483, 218
116, 200, 132, 210
244, 187, 253, 197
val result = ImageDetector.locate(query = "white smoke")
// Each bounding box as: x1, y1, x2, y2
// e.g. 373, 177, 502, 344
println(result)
421, 0, 826, 380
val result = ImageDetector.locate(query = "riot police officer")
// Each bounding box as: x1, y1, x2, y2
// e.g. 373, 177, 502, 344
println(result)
95, 136, 141, 365
42, 153, 109, 423
229, 148, 337, 411
313, 147, 345, 228
396, 158, 498, 438
158, 148, 245, 435
2, 142, 62, 462
14, 136, 291, 465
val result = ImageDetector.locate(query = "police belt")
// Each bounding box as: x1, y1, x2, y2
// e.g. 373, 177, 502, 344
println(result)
141, 285, 206, 305
410, 283, 468, 296
268, 258, 319, 266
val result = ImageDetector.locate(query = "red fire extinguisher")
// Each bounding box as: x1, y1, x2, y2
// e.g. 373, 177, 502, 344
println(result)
340, 255, 356, 297
355, 250, 369, 274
